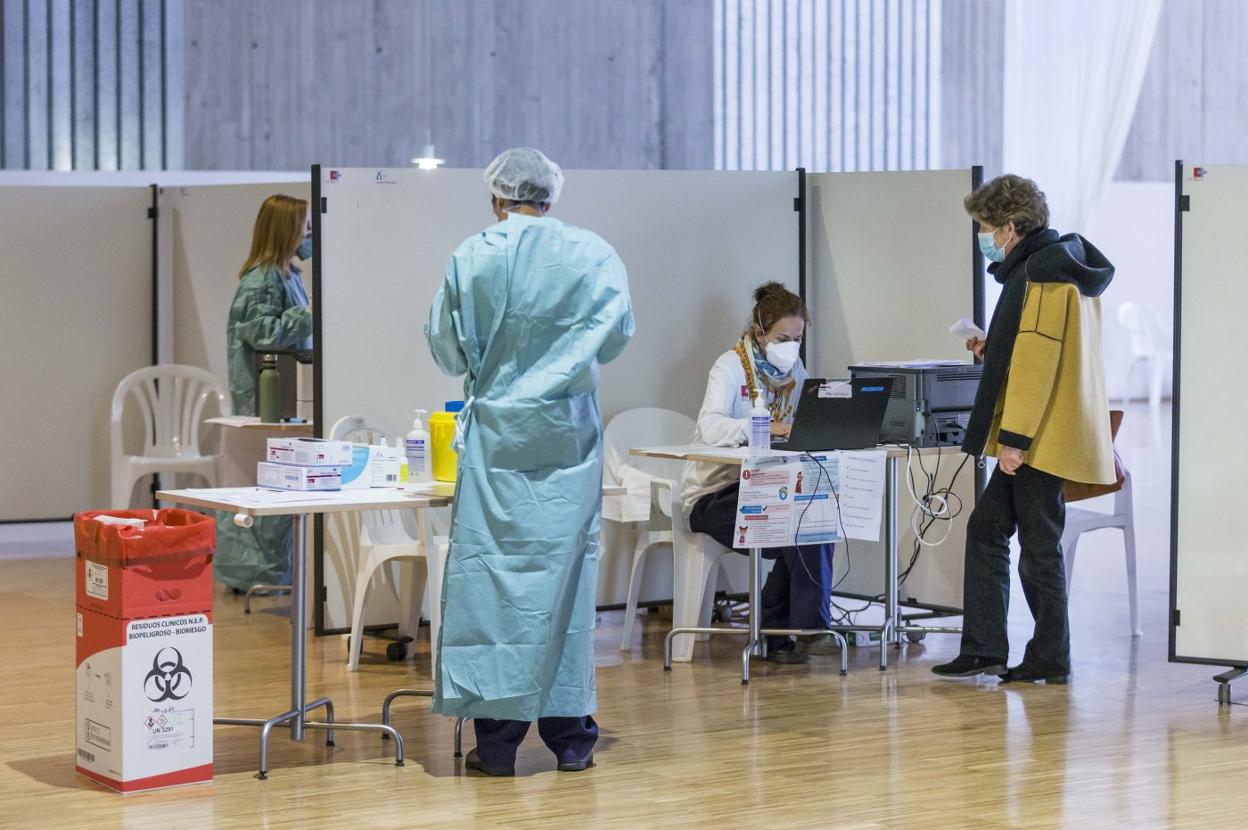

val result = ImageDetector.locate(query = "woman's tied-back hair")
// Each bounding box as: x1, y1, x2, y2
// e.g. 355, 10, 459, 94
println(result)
239, 194, 309, 278
963, 174, 1050, 236
751, 281, 809, 334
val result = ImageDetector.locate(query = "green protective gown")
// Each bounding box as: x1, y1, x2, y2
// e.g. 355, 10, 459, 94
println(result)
216, 264, 313, 591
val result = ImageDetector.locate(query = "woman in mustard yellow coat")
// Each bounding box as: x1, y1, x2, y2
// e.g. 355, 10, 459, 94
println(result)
933, 175, 1115, 685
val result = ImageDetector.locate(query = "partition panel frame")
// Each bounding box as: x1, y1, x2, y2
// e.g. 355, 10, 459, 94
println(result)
1169, 160, 1248, 672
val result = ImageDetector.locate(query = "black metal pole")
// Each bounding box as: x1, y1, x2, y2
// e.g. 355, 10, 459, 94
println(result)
311, 164, 326, 635
796, 167, 807, 365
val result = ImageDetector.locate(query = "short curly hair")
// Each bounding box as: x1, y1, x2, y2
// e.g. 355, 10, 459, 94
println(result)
964, 174, 1050, 235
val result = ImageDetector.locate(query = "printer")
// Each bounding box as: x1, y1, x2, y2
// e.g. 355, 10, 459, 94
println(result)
849, 361, 982, 447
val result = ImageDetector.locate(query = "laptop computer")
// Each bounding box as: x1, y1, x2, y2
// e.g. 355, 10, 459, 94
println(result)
777, 377, 894, 452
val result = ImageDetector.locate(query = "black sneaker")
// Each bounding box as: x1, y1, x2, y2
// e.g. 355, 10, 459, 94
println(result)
1000, 664, 1070, 685
931, 654, 1006, 678
464, 748, 515, 777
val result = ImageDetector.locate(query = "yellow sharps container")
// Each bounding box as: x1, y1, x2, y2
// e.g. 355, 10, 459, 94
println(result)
429, 401, 463, 482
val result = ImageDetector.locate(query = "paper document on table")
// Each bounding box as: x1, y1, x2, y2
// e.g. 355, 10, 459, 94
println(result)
833, 450, 887, 542
629, 444, 707, 459
949, 317, 987, 341
182, 487, 338, 505
633, 445, 800, 461
703, 447, 800, 460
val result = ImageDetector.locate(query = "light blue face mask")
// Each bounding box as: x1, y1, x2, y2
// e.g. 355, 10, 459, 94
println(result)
296, 233, 313, 260
977, 231, 1009, 263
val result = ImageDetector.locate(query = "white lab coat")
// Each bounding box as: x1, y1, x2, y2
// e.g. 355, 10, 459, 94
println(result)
680, 348, 808, 516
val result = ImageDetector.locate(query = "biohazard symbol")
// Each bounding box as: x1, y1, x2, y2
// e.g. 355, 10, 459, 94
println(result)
143, 647, 192, 702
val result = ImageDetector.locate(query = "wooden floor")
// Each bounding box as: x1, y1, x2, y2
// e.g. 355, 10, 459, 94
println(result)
2, 404, 1246, 829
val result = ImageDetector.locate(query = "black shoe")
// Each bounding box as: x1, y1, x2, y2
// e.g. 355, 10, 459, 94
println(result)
1000, 664, 1070, 685
464, 748, 515, 777
803, 633, 843, 657
765, 643, 810, 664
931, 654, 1006, 678
556, 755, 594, 772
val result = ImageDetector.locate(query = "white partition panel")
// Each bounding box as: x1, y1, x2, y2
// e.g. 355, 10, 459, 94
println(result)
0, 187, 152, 520
318, 166, 799, 630
1172, 164, 1248, 668
807, 169, 977, 608
807, 169, 975, 375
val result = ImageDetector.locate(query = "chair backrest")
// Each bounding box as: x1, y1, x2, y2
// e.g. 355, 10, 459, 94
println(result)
111, 364, 231, 459
329, 414, 397, 446
1063, 409, 1127, 504
329, 414, 406, 535
604, 407, 697, 483
1117, 302, 1156, 358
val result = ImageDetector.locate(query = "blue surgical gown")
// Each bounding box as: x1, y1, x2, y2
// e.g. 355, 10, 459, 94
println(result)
425, 213, 635, 721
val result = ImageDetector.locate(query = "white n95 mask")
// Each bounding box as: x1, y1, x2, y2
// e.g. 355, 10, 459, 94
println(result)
765, 341, 801, 373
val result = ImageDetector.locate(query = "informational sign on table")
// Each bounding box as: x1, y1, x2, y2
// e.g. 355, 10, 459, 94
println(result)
735, 451, 886, 548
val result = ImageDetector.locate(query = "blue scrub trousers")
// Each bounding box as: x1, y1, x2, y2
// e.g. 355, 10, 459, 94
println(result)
474, 716, 598, 769
691, 483, 835, 650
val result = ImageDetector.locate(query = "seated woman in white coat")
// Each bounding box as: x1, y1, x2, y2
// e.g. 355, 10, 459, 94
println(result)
683, 282, 837, 664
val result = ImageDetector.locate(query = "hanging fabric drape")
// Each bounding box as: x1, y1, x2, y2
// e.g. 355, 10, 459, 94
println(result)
1002, 0, 1163, 233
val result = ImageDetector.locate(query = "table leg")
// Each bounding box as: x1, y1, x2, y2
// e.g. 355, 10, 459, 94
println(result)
396, 510, 430, 659
214, 511, 404, 776
741, 546, 766, 684
882, 458, 899, 671
290, 513, 308, 741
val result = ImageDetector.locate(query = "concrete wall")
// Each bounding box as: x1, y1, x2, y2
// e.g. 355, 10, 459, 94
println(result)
182, 0, 714, 171
0, 0, 184, 170
1117, 0, 1248, 180
939, 0, 1004, 173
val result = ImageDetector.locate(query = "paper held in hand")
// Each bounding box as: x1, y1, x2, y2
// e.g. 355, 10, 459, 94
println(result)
733, 451, 887, 549
949, 317, 987, 341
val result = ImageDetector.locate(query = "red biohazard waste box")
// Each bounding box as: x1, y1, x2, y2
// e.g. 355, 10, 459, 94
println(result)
75, 509, 215, 619
73, 509, 214, 793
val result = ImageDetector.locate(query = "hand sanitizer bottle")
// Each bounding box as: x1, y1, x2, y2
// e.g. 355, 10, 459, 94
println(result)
749, 397, 771, 453
406, 410, 432, 484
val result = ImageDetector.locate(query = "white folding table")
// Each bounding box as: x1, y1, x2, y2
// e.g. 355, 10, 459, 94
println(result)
631, 445, 967, 683
157, 485, 454, 778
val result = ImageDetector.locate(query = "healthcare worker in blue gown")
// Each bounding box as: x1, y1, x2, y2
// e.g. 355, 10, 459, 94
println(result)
426, 147, 635, 777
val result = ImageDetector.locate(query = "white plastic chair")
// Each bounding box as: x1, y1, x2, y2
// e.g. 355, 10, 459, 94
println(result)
603, 408, 696, 651
1118, 302, 1172, 412
328, 415, 430, 671
110, 365, 229, 508
1062, 469, 1141, 638
667, 501, 737, 662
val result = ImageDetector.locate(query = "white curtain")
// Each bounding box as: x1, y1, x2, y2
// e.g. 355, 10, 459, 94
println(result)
1002, 0, 1163, 234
